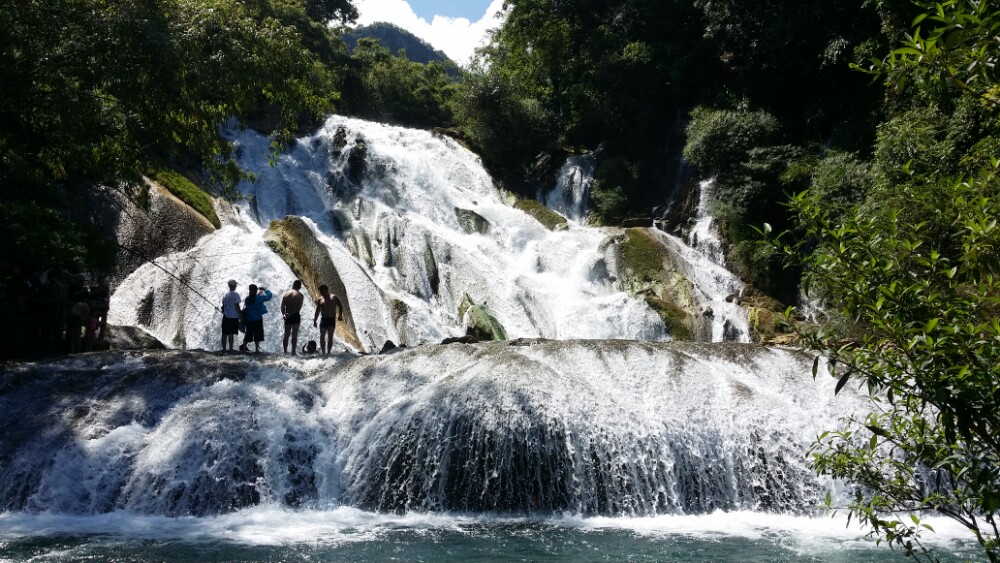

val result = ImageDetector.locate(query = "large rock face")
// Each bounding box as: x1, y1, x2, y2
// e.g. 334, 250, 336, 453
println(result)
264, 216, 363, 350
109, 180, 218, 287
609, 228, 701, 340
0, 342, 861, 517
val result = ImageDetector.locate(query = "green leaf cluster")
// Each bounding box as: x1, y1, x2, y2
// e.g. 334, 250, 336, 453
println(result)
775, 2, 1000, 560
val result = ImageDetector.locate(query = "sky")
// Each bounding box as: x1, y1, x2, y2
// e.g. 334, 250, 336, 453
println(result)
353, 0, 506, 66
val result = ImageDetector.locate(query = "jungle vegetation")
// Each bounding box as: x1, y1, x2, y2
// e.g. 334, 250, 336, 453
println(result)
2, 1, 999, 557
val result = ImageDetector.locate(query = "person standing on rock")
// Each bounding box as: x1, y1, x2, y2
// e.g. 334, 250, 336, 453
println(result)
242, 284, 272, 353
280, 280, 305, 355
220, 279, 242, 352
313, 284, 343, 356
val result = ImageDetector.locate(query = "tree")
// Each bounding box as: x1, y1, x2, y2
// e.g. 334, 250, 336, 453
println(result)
0, 0, 352, 280
778, 1, 1000, 560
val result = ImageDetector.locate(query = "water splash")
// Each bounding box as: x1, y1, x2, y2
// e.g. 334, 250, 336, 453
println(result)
541, 153, 595, 221
0, 343, 861, 517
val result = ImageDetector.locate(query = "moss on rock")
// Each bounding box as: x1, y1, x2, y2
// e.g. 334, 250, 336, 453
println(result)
513, 199, 568, 231
619, 228, 667, 285
645, 296, 694, 341
614, 228, 701, 340
146, 167, 221, 228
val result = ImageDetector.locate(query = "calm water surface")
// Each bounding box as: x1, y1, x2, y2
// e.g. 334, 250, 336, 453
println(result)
0, 509, 985, 563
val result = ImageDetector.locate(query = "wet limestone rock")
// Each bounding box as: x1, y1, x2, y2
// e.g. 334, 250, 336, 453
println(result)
108, 179, 218, 286
264, 216, 364, 351
741, 289, 797, 345
613, 228, 698, 340
513, 199, 568, 231
347, 138, 368, 185
458, 294, 507, 342
454, 207, 490, 234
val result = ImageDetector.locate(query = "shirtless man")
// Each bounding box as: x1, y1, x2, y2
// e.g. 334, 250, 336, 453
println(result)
280, 280, 305, 355
313, 284, 343, 356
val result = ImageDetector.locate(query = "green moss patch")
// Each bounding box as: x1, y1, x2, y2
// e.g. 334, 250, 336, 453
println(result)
620, 228, 666, 283
147, 167, 221, 228
513, 199, 568, 231
645, 296, 693, 341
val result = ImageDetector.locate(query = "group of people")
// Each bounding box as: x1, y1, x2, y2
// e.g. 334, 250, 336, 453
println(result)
0, 264, 110, 359
220, 279, 344, 355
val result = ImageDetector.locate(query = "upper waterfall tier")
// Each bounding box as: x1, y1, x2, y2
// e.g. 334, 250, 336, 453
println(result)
0, 342, 860, 517
110, 116, 767, 352
113, 117, 670, 352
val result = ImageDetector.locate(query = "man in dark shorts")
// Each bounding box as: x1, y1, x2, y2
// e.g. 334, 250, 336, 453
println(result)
313, 284, 343, 356
220, 279, 242, 352
281, 280, 305, 355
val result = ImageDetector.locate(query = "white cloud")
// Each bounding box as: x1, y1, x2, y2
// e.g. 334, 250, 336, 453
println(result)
353, 0, 505, 66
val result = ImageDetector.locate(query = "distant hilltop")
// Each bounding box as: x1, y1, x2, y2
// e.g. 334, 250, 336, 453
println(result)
341, 22, 461, 76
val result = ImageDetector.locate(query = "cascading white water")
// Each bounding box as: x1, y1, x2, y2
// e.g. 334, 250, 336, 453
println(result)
112, 117, 668, 351
646, 178, 751, 342
688, 179, 727, 265
541, 153, 594, 221
0, 342, 864, 517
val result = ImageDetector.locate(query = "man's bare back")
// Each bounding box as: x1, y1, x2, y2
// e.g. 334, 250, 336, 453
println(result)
281, 288, 304, 316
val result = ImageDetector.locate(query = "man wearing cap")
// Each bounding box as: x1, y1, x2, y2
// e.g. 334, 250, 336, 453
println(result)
221, 279, 242, 352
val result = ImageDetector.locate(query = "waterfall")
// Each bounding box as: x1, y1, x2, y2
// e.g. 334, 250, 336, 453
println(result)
0, 342, 862, 517
111, 117, 668, 351
688, 179, 727, 265
541, 153, 595, 221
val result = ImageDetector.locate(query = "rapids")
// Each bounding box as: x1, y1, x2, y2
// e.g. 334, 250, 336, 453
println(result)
109, 117, 712, 353
0, 342, 858, 517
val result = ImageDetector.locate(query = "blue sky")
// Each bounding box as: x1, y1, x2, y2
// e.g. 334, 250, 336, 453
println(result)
405, 0, 495, 21
354, 0, 505, 65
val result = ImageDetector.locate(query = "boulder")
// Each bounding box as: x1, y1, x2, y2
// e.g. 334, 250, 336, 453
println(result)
454, 207, 490, 234
104, 324, 167, 351
611, 228, 699, 340
458, 294, 507, 342
513, 199, 568, 231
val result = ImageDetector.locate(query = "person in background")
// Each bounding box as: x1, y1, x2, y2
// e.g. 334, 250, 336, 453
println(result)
67, 287, 90, 354
242, 284, 272, 353
313, 284, 343, 356
91, 276, 111, 342
280, 280, 305, 355
220, 279, 242, 352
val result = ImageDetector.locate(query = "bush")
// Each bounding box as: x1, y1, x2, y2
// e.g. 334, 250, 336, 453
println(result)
683, 107, 781, 175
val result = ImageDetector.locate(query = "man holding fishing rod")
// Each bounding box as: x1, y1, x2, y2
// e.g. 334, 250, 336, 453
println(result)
220, 280, 242, 352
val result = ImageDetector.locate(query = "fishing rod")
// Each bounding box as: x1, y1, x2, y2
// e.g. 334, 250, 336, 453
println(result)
113, 241, 224, 314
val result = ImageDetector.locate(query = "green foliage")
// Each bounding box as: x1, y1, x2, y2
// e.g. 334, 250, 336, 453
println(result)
590, 157, 640, 223
341, 38, 457, 129
858, 0, 1000, 108
808, 151, 874, 219
146, 168, 221, 229
0, 0, 352, 279
683, 107, 804, 298
776, 2, 1000, 560
455, 66, 556, 187
683, 107, 782, 175
781, 172, 1000, 562
341, 22, 459, 75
